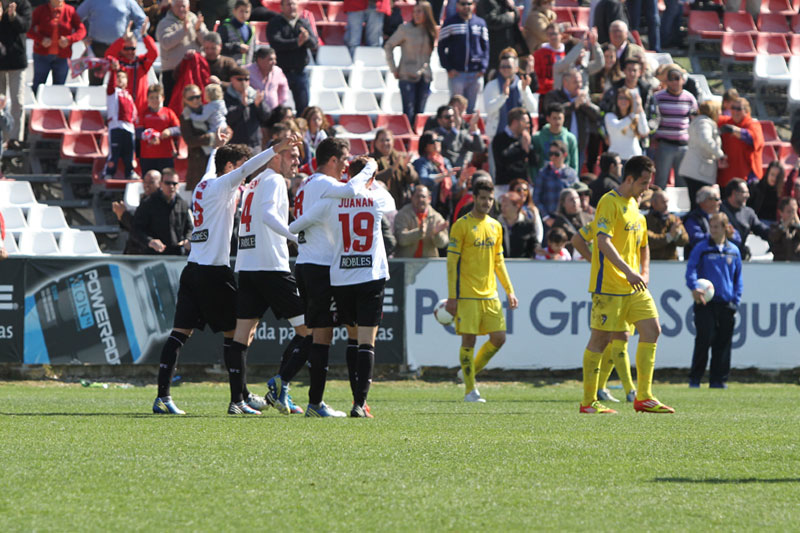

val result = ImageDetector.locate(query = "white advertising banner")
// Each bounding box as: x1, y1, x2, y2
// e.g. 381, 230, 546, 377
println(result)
404, 260, 800, 370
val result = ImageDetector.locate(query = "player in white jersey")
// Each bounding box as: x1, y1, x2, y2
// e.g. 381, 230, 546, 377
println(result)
152, 135, 301, 416
292, 137, 377, 418
289, 157, 395, 418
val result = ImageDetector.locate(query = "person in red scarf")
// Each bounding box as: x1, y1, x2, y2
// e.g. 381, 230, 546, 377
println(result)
106, 64, 138, 179
393, 184, 450, 257
717, 97, 764, 189
105, 19, 159, 117
28, 0, 86, 95
413, 131, 462, 221
137, 84, 181, 175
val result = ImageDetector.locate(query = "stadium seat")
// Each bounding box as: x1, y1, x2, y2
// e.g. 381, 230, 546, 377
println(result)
760, 0, 794, 16
74, 86, 107, 110
309, 67, 349, 91
414, 114, 433, 134
26, 205, 70, 232
381, 91, 403, 113
754, 55, 791, 91
760, 121, 783, 147
464, 114, 487, 134
572, 7, 590, 29
61, 133, 104, 162
423, 92, 451, 114
24, 85, 37, 112
375, 114, 414, 137
36, 85, 74, 110
431, 69, 449, 93
721, 33, 757, 64
3, 232, 19, 254
317, 22, 347, 45
789, 55, 800, 77
688, 74, 721, 103
347, 138, 369, 156
353, 46, 388, 69
792, 12, 800, 33
790, 34, 800, 56
304, 3, 326, 23
779, 143, 798, 167
553, 7, 575, 25
761, 144, 777, 167
17, 230, 60, 255
665, 186, 690, 213
393, 137, 407, 152
349, 67, 387, 92
688, 10, 724, 44
309, 90, 344, 113
0, 180, 37, 208
325, 2, 347, 22
1, 206, 27, 231
757, 13, 790, 33
123, 181, 144, 211
755, 34, 791, 60
68, 109, 107, 134
29, 108, 70, 137
722, 12, 758, 34
58, 230, 103, 256
316, 45, 352, 67
342, 90, 381, 114
746, 234, 773, 261
338, 114, 375, 136
252, 21, 269, 44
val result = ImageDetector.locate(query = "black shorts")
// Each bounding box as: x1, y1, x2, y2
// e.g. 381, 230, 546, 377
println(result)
295, 263, 335, 328
173, 262, 237, 333
332, 279, 386, 327
236, 270, 305, 321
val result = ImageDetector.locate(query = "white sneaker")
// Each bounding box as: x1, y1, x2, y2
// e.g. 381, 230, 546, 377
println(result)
247, 393, 268, 411
597, 388, 620, 403
456, 368, 464, 383
464, 389, 486, 403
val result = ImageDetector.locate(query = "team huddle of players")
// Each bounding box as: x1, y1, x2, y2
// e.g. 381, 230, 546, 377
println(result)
152, 132, 393, 418
149, 127, 672, 417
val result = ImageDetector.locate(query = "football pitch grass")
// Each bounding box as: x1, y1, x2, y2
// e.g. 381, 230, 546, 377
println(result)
1, 381, 799, 531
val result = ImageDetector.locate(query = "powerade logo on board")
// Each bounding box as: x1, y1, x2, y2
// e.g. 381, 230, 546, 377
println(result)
69, 276, 94, 330
85, 269, 120, 364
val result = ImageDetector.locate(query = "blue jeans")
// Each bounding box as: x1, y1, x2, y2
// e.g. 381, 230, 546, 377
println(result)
33, 53, 68, 96
660, 0, 683, 49
654, 141, 688, 189
285, 70, 309, 115
447, 72, 483, 114
346, 8, 384, 52
107, 128, 135, 178
399, 79, 430, 125
628, 0, 661, 52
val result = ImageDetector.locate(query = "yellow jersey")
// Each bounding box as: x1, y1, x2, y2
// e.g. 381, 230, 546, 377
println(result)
578, 190, 647, 295
447, 212, 513, 300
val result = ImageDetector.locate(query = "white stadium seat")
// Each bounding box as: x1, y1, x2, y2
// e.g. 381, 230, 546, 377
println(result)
316, 46, 352, 67
1, 206, 27, 231
0, 181, 38, 208
17, 230, 60, 255
381, 91, 403, 113
746, 234, 772, 262
123, 181, 144, 211
349, 68, 386, 92
309, 90, 344, 114
26, 205, 70, 232
75, 86, 107, 110
24, 85, 37, 112
59, 230, 103, 256
665, 187, 691, 214
309, 67, 349, 91
754, 55, 791, 91
688, 74, 721, 104
353, 46, 387, 69
3, 232, 19, 254
789, 78, 800, 113
431, 69, 450, 93
423, 91, 451, 114
36, 85, 74, 110
342, 90, 381, 114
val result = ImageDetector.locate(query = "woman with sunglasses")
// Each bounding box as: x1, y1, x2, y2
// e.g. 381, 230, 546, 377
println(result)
717, 97, 764, 190
604, 87, 648, 163
28, 0, 87, 97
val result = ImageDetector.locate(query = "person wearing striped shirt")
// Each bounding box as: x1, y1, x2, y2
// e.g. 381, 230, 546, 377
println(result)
653, 68, 698, 189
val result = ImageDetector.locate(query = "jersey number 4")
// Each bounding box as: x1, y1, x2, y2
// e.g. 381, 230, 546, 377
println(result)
241, 190, 255, 233
339, 212, 374, 252
192, 186, 206, 227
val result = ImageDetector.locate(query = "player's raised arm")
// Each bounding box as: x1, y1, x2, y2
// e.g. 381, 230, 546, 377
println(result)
320, 158, 378, 199
221, 134, 302, 189
261, 175, 298, 243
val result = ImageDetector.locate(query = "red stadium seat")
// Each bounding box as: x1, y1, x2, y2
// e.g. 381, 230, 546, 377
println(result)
61, 133, 103, 162
393, 137, 406, 152
339, 114, 375, 135
723, 12, 758, 34
760, 0, 794, 16
348, 138, 369, 156
759, 121, 781, 146
173, 157, 188, 182
29, 108, 70, 137
317, 22, 346, 45
721, 33, 757, 62
756, 33, 791, 59
792, 13, 800, 33
263, 1, 280, 12
780, 144, 798, 168
790, 34, 800, 56
375, 114, 414, 137
414, 114, 432, 135
325, 2, 347, 22
68, 109, 106, 134
464, 114, 486, 134
572, 7, 590, 29
555, 0, 578, 6
553, 7, 575, 26
303, 3, 326, 23
176, 137, 188, 159
688, 11, 724, 55
91, 158, 139, 189
757, 13, 790, 33
761, 144, 777, 168
252, 21, 269, 45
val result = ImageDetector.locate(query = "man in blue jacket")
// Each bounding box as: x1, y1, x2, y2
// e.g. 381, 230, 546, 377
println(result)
438, 0, 489, 114
685, 212, 743, 389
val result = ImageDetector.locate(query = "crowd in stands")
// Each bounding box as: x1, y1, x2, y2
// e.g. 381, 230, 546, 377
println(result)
1, 0, 800, 264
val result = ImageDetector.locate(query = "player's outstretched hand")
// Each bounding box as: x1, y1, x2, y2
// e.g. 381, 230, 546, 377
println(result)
691, 289, 706, 305
626, 270, 647, 291
275, 133, 303, 153
445, 298, 457, 317
508, 294, 519, 310
215, 125, 232, 147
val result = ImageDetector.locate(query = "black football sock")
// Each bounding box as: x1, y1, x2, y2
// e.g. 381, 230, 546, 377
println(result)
224, 341, 247, 403
308, 343, 330, 405
157, 331, 189, 398
354, 344, 375, 407
281, 335, 312, 382
346, 338, 359, 398
224, 337, 251, 398
278, 334, 305, 376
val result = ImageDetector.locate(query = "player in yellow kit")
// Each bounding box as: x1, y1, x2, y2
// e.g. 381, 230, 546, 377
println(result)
446, 177, 519, 403
571, 156, 674, 414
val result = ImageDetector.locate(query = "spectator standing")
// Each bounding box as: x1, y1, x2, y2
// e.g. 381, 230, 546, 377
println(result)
589, 43, 621, 103
533, 23, 565, 98
301, 105, 329, 158
112, 169, 161, 254
550, 187, 591, 256
344, 0, 390, 53
627, 0, 660, 52
653, 67, 697, 189
224, 66, 270, 151
438, 0, 489, 114
749, 161, 784, 223
267, 0, 318, 115
138, 84, 181, 175
483, 51, 538, 140
589, 152, 622, 207
720, 178, 770, 259
28, 0, 85, 96
197, 0, 235, 27
76, 0, 145, 86
218, 0, 254, 66
646, 189, 688, 260
179, 84, 216, 190
393, 185, 450, 257
498, 191, 538, 258
552, 31, 603, 94
717, 98, 764, 189
371, 128, 419, 208
0, 94, 12, 161
384, 1, 437, 124
533, 138, 578, 220
545, 68, 601, 170
434, 105, 485, 168
593, 0, 627, 44
0, 0, 30, 146
413, 131, 460, 219
606, 21, 644, 67
660, 0, 685, 50
679, 100, 724, 211
604, 87, 648, 161
532, 103, 578, 172
492, 107, 532, 191
204, 32, 239, 88
133, 170, 193, 256
105, 67, 137, 179
686, 212, 742, 389
599, 59, 656, 134
477, 0, 529, 75
105, 19, 159, 116
683, 185, 741, 257
768, 197, 800, 262
156, 0, 208, 104
524, 0, 556, 53
247, 46, 289, 110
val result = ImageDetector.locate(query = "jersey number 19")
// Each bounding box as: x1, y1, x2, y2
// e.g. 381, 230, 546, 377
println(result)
339, 212, 374, 252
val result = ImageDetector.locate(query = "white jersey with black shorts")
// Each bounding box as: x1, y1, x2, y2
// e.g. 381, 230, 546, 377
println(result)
291, 160, 377, 328
234, 168, 304, 325
290, 182, 395, 327
172, 146, 278, 333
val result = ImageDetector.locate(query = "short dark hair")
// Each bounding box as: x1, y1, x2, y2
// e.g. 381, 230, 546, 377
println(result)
215, 144, 253, 175
546, 103, 564, 117
254, 46, 275, 60
547, 227, 568, 244
348, 156, 373, 178
725, 177, 747, 198
622, 58, 642, 70
472, 175, 494, 196
436, 105, 454, 119
599, 152, 620, 173
778, 196, 797, 211
316, 137, 350, 166
508, 106, 529, 125
550, 139, 567, 155
234, 0, 250, 9
622, 155, 655, 182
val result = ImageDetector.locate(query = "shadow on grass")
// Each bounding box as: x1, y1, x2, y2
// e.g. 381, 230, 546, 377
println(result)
654, 477, 800, 484
0, 412, 206, 418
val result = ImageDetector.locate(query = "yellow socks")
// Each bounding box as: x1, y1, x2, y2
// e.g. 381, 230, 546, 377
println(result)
582, 349, 603, 406
636, 342, 657, 400
459, 346, 476, 394
610, 339, 635, 394
598, 344, 615, 390
473, 340, 501, 374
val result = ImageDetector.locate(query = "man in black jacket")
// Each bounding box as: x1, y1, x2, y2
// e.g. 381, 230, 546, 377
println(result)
491, 107, 531, 193
266, 0, 318, 114
133, 169, 193, 255
589, 152, 622, 207
0, 0, 31, 146
225, 66, 271, 151
113, 169, 162, 254
476, 0, 528, 76
545, 68, 602, 171
594, 0, 628, 44
499, 190, 538, 258
721, 178, 770, 259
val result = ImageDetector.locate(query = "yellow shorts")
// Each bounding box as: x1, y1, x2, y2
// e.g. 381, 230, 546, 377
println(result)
591, 290, 658, 332
455, 298, 506, 336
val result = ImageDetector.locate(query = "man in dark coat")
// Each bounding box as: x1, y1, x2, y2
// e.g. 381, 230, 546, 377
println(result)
0, 0, 31, 145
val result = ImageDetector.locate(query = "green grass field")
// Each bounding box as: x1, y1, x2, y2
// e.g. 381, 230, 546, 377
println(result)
1, 380, 799, 531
